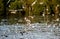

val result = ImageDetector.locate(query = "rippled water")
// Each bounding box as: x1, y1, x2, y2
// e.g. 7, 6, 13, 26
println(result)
0, 23, 60, 39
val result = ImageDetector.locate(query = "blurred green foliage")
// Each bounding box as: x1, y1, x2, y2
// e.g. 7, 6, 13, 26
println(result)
0, 0, 60, 24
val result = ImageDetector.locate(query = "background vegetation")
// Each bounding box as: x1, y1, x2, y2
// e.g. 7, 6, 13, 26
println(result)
0, 0, 60, 24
